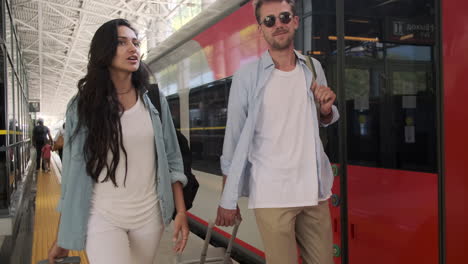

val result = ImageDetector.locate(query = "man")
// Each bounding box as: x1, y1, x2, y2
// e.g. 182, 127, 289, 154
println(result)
215, 1, 339, 263
32, 119, 53, 170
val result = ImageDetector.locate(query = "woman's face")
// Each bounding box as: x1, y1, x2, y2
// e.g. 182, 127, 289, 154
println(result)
110, 25, 141, 73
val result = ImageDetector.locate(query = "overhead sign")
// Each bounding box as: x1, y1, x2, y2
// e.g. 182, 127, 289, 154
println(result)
29, 101, 40, 112
385, 17, 435, 45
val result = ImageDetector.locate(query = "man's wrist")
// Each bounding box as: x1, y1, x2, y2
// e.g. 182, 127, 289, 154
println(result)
320, 109, 333, 124
320, 108, 332, 117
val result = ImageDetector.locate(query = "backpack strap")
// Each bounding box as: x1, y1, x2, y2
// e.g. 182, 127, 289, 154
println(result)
148, 83, 162, 124
305, 55, 317, 81
305, 55, 329, 147
305, 55, 322, 119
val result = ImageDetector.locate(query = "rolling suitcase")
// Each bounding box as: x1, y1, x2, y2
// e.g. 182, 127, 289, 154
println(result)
177, 219, 240, 264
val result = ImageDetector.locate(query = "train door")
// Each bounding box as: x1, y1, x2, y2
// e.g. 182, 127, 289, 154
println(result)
343, 0, 439, 264
299, 0, 439, 263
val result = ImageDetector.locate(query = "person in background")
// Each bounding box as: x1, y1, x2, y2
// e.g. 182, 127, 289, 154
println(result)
41, 140, 52, 172
47, 19, 189, 264
216, 1, 339, 264
32, 119, 53, 171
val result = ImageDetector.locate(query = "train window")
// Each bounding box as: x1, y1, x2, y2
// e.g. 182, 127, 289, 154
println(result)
167, 94, 180, 129
345, 66, 380, 166
189, 79, 230, 175
344, 0, 437, 172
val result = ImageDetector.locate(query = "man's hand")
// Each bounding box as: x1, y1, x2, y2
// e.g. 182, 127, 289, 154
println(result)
311, 81, 336, 117
215, 205, 242, 227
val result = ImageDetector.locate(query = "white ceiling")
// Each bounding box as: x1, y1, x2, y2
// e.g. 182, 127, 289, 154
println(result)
10, 0, 215, 120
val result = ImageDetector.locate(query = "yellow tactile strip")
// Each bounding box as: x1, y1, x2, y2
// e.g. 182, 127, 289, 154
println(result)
31, 168, 89, 264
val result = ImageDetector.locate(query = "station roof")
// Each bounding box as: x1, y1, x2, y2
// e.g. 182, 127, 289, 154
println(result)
10, 0, 216, 120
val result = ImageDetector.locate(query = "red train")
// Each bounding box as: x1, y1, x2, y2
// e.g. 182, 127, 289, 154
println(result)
146, 0, 467, 263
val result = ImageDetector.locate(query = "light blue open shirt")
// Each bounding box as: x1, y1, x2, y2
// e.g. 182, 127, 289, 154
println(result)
220, 50, 339, 210
57, 91, 187, 250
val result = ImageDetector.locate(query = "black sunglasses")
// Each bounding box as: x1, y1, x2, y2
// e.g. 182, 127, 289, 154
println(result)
260, 12, 293, 28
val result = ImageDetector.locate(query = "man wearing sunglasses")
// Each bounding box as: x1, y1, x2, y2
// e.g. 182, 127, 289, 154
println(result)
216, 1, 339, 263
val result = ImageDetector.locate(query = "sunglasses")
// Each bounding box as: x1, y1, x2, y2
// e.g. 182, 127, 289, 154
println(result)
260, 12, 293, 28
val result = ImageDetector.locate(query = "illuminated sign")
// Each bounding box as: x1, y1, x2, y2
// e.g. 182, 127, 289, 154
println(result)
29, 101, 40, 112
385, 17, 435, 44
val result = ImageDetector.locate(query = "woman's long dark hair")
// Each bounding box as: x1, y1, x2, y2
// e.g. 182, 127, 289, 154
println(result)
73, 19, 149, 187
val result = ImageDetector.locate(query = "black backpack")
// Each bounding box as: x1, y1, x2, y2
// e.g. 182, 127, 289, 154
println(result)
147, 84, 199, 218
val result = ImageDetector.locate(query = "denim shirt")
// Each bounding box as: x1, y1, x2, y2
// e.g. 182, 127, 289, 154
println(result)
57, 91, 187, 250
219, 50, 340, 210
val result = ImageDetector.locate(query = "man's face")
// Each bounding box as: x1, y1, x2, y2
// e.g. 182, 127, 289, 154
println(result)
258, 1, 299, 51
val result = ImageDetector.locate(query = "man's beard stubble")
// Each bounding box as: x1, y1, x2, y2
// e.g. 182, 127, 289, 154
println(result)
265, 28, 295, 50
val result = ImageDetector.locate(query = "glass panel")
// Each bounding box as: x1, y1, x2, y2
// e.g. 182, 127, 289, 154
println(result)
0, 47, 5, 134
7, 61, 13, 146
9, 145, 16, 191
15, 76, 21, 147
304, 0, 312, 13
11, 27, 15, 71
303, 16, 312, 53
391, 69, 436, 171
16, 47, 20, 76
167, 94, 181, 129
189, 80, 228, 175
344, 0, 436, 172
0, 47, 6, 209
14, 76, 19, 132
0, 1, 3, 41
4, 6, 11, 57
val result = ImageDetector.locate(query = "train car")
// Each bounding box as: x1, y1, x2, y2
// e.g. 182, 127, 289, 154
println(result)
146, 0, 467, 263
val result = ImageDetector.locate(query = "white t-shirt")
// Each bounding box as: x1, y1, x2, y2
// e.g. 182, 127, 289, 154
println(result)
248, 63, 318, 209
90, 97, 159, 229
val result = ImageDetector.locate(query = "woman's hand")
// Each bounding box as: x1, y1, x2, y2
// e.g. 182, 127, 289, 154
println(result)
48, 240, 69, 264
172, 211, 190, 254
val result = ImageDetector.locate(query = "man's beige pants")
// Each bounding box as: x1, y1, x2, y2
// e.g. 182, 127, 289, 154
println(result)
254, 200, 333, 264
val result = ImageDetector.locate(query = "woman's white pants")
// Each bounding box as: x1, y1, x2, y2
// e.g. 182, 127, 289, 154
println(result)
85, 211, 164, 264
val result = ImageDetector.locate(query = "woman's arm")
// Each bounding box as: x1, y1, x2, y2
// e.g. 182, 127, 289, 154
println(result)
172, 182, 189, 253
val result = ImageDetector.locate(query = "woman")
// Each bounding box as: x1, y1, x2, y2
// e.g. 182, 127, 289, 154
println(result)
47, 19, 189, 264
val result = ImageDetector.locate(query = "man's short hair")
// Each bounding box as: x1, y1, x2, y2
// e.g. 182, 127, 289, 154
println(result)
253, 0, 297, 24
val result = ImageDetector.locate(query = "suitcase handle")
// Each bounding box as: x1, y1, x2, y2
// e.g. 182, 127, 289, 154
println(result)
200, 218, 241, 264
37, 256, 81, 264
223, 218, 241, 263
